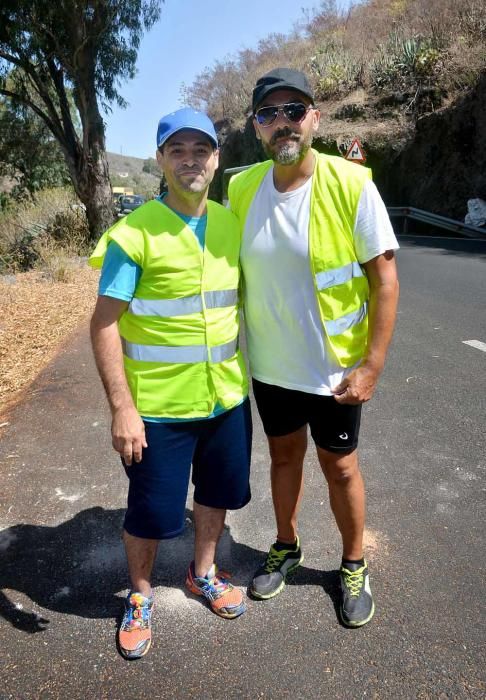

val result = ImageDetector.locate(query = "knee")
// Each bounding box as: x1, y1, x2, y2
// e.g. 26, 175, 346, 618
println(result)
271, 451, 306, 470
320, 453, 359, 485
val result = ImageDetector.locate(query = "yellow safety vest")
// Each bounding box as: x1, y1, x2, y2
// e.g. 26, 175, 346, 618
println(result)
89, 199, 248, 418
228, 151, 372, 367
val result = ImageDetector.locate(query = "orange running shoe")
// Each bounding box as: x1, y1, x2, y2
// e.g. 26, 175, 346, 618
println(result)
185, 562, 246, 619
117, 591, 153, 660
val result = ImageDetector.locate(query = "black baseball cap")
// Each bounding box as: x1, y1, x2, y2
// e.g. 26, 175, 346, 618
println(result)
252, 68, 315, 112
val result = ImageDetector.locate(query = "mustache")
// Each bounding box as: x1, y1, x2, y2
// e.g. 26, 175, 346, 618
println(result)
177, 167, 203, 175
270, 128, 300, 145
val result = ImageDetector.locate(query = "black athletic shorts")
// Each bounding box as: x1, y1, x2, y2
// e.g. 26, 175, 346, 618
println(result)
252, 378, 361, 453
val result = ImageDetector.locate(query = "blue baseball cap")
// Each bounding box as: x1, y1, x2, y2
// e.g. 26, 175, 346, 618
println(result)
156, 107, 218, 149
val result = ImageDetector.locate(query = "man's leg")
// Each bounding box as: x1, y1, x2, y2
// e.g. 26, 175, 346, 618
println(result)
317, 446, 374, 627
185, 400, 251, 618
123, 530, 159, 598
268, 426, 308, 544
118, 530, 158, 660
193, 501, 226, 577
119, 421, 194, 658
249, 427, 307, 599
316, 447, 364, 560
186, 501, 246, 618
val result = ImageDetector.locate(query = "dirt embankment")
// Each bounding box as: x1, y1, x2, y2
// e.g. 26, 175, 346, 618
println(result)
0, 264, 99, 418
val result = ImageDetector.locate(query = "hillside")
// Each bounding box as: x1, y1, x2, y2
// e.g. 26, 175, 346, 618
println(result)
106, 151, 160, 198
192, 0, 486, 219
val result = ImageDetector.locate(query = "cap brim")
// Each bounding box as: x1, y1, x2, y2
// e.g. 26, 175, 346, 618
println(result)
253, 86, 315, 112
158, 127, 218, 149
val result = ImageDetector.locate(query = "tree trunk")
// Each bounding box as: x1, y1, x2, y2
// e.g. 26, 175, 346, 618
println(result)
60, 112, 114, 241
72, 148, 114, 241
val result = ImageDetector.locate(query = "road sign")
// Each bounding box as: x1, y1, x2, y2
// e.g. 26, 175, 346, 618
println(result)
345, 138, 366, 163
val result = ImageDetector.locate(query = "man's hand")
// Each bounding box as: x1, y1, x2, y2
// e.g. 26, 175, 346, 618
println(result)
90, 295, 147, 466
331, 364, 380, 405
332, 251, 399, 406
111, 406, 148, 466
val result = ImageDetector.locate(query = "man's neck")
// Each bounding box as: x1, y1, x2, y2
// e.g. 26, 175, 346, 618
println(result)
164, 190, 208, 217
273, 149, 315, 193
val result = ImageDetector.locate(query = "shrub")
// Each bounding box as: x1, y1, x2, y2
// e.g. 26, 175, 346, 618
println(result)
34, 237, 77, 282
0, 188, 90, 274
370, 31, 444, 108
310, 39, 364, 99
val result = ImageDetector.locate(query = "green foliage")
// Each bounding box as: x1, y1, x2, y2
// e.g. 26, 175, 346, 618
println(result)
142, 158, 159, 176
370, 32, 443, 94
0, 0, 163, 238
0, 95, 70, 200
310, 38, 364, 99
0, 191, 10, 212
0, 0, 163, 110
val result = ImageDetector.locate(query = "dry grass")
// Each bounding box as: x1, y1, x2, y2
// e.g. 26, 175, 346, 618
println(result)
0, 263, 99, 416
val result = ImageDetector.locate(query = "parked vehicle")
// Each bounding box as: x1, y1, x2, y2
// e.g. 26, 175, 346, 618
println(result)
117, 194, 145, 214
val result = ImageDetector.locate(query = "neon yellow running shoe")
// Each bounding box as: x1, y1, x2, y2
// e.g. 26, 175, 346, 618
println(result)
339, 561, 375, 627
250, 537, 303, 600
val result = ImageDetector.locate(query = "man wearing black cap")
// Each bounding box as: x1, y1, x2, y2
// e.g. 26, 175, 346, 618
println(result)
228, 68, 399, 627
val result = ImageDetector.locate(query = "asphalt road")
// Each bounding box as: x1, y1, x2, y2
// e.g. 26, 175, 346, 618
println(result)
0, 234, 485, 699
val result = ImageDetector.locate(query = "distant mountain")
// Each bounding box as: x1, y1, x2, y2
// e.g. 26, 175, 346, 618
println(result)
106, 151, 161, 197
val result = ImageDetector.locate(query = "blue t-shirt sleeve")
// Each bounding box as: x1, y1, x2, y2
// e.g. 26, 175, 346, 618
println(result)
98, 241, 142, 301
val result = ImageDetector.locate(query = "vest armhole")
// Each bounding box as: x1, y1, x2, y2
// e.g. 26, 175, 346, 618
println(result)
109, 230, 144, 269
350, 171, 370, 237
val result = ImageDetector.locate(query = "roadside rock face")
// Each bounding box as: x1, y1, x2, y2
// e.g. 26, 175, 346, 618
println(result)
381, 72, 486, 218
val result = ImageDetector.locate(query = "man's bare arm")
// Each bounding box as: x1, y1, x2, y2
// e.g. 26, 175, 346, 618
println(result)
332, 250, 399, 405
90, 295, 147, 465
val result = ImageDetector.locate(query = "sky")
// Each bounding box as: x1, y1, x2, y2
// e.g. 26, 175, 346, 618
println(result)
104, 0, 323, 159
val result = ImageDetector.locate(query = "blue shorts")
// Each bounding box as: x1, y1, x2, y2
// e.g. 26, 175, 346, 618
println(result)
123, 398, 252, 539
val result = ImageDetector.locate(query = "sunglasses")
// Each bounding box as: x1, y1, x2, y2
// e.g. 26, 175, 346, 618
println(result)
254, 102, 312, 127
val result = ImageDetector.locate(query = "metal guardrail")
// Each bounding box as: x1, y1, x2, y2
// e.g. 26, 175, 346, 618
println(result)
222, 165, 253, 206
387, 206, 486, 239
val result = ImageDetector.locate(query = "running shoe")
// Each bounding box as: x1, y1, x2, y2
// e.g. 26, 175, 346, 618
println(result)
185, 562, 246, 619
339, 561, 375, 627
250, 537, 303, 600
117, 591, 153, 660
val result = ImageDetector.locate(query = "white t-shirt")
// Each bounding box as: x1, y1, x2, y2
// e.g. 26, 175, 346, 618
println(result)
239, 167, 399, 395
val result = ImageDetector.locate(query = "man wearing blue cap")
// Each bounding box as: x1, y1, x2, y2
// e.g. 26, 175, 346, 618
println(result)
89, 108, 251, 659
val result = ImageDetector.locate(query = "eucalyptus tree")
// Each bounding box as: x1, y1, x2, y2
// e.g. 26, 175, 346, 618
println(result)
0, 1, 163, 238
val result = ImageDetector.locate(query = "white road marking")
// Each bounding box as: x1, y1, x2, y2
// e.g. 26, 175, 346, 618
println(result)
462, 339, 486, 353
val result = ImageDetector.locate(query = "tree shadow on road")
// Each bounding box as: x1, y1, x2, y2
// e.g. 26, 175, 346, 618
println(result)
0, 506, 341, 633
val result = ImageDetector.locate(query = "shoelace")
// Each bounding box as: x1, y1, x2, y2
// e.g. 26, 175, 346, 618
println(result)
198, 571, 233, 599
264, 547, 287, 573
123, 595, 151, 630
342, 568, 365, 598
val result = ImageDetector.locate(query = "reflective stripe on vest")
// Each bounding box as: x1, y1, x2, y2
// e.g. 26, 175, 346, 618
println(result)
129, 289, 238, 317
315, 261, 364, 291
122, 337, 238, 364
325, 303, 368, 337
